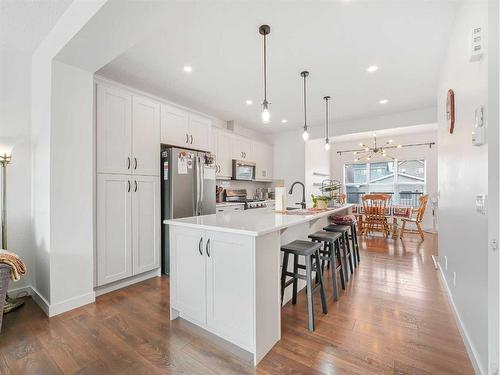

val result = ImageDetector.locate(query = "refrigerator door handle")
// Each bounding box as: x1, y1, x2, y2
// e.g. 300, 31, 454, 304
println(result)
200, 161, 204, 213
195, 156, 200, 215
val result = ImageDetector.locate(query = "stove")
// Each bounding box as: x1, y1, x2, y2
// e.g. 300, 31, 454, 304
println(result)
224, 189, 268, 210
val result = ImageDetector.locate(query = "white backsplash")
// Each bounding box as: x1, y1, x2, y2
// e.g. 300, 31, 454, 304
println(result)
217, 179, 274, 200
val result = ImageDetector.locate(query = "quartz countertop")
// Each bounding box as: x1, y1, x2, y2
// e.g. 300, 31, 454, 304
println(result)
164, 205, 352, 236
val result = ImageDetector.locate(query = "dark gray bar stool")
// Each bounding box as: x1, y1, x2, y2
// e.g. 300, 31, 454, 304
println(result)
307, 231, 345, 301
327, 215, 360, 265
323, 224, 355, 275
280, 240, 328, 332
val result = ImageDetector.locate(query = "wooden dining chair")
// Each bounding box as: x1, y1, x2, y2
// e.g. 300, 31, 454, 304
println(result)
361, 194, 391, 237
400, 194, 428, 241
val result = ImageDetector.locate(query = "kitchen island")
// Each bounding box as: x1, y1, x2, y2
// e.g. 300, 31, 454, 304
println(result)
164, 205, 352, 365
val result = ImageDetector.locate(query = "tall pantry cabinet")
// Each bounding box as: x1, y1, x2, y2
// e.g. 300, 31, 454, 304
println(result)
96, 83, 161, 286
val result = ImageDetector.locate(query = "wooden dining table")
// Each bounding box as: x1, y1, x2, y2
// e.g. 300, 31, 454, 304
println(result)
351, 205, 414, 239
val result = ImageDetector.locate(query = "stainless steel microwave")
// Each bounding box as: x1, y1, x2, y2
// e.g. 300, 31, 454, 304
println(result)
232, 160, 255, 181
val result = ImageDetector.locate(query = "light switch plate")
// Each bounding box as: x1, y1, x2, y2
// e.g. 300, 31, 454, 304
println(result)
476, 194, 487, 214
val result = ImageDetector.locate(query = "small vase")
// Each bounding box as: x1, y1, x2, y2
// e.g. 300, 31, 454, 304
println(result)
317, 200, 328, 209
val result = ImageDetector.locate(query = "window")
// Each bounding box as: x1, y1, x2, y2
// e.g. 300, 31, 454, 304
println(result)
343, 160, 425, 207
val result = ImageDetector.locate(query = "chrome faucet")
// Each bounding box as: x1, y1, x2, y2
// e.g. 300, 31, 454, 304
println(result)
288, 181, 306, 209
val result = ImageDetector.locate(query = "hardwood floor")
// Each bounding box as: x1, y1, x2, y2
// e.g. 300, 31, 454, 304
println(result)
0, 233, 474, 374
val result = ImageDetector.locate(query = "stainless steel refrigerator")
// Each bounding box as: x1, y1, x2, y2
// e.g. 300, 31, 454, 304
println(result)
161, 146, 216, 275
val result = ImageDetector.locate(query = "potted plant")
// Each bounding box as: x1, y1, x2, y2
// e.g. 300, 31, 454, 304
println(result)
311, 194, 331, 209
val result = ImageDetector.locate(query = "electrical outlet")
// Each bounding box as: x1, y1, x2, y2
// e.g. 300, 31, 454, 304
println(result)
453, 272, 457, 287
445, 256, 448, 270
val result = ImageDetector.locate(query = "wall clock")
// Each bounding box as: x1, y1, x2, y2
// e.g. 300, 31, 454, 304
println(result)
446, 89, 455, 134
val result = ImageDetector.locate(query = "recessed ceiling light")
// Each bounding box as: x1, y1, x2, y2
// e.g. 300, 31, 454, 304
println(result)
183, 66, 193, 73
281, 119, 288, 124
245, 99, 253, 105
379, 99, 388, 104
366, 65, 379, 73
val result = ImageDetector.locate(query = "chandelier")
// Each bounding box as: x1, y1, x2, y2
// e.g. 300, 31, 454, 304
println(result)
336, 134, 435, 162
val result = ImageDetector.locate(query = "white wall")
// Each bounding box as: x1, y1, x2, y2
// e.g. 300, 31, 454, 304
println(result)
50, 61, 95, 311
306, 106, 437, 139
31, 0, 106, 313
0, 46, 33, 293
271, 130, 306, 207
305, 139, 331, 207
437, 1, 489, 373
330, 130, 438, 230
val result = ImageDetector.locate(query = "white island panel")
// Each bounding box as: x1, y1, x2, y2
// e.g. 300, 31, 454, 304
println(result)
167, 205, 352, 365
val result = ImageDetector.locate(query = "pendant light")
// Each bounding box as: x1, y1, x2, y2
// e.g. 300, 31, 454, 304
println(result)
259, 25, 271, 124
301, 71, 309, 141
324, 96, 331, 150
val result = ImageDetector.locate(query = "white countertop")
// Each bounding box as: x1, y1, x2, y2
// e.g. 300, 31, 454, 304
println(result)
164, 205, 352, 236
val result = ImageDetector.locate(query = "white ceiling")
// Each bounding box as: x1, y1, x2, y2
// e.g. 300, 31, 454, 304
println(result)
97, 1, 457, 134
0, 0, 72, 53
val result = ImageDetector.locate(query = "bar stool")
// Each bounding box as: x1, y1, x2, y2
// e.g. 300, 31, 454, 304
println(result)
280, 240, 328, 332
307, 231, 345, 301
323, 224, 355, 275
328, 214, 360, 265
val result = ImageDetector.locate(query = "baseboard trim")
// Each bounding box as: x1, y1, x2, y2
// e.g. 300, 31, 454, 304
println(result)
437, 263, 484, 375
48, 291, 95, 317
94, 268, 161, 297
30, 286, 50, 316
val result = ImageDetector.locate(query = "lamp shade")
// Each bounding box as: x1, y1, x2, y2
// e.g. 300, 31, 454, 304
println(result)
0, 138, 17, 157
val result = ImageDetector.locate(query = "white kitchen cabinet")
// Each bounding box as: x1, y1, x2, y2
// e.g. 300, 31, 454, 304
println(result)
170, 226, 255, 351
206, 231, 254, 349
213, 129, 233, 178
97, 174, 133, 285
97, 84, 160, 176
132, 175, 161, 275
216, 204, 245, 213
189, 113, 212, 151
132, 96, 160, 176
254, 142, 273, 181
231, 136, 253, 161
160, 103, 189, 147
170, 226, 207, 324
96, 85, 132, 174
97, 174, 161, 287
160, 104, 212, 151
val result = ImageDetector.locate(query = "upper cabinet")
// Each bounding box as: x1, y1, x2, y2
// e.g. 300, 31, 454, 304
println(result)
254, 142, 273, 181
231, 136, 253, 161
96, 85, 132, 174
160, 104, 189, 147
188, 113, 212, 151
213, 129, 233, 179
97, 84, 160, 176
160, 103, 212, 152
132, 96, 161, 176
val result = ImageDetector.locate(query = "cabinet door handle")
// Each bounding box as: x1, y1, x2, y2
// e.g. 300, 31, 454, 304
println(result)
190, 135, 193, 144
134, 157, 138, 170
198, 237, 203, 256
186, 133, 189, 143
206, 238, 211, 257
127, 180, 131, 192
127, 157, 131, 170
134, 180, 138, 192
